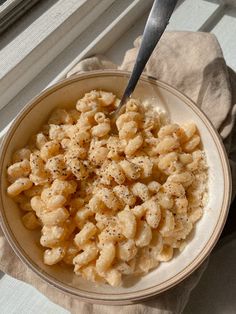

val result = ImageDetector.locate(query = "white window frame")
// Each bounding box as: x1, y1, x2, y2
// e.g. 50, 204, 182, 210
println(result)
0, 0, 154, 111
0, 0, 40, 34
0, 0, 115, 110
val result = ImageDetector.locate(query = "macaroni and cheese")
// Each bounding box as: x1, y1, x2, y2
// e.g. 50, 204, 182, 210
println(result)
7, 90, 208, 287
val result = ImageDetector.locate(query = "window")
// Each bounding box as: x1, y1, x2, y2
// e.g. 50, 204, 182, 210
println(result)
0, 0, 40, 34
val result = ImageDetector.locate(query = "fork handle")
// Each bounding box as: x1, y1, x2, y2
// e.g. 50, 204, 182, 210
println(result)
119, 0, 178, 107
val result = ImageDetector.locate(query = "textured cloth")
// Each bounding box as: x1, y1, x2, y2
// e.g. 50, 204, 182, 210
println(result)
1, 31, 236, 314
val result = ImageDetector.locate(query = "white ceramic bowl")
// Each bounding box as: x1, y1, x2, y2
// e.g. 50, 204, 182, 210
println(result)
0, 71, 232, 304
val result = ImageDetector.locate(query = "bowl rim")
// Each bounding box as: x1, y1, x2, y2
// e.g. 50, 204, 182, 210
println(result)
0, 70, 232, 305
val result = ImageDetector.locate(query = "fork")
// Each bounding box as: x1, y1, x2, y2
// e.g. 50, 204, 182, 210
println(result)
110, 0, 178, 120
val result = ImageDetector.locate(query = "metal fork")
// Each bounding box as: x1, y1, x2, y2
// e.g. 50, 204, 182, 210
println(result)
110, 0, 178, 119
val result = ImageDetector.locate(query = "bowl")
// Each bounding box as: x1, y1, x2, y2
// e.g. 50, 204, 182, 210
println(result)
0, 70, 232, 304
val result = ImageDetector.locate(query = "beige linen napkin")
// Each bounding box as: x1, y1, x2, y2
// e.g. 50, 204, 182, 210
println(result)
1, 31, 236, 313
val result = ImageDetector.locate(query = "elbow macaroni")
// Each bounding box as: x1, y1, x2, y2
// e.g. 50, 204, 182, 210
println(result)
7, 90, 208, 287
